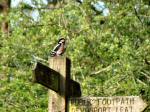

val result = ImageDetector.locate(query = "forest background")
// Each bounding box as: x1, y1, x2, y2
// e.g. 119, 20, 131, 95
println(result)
0, 0, 150, 111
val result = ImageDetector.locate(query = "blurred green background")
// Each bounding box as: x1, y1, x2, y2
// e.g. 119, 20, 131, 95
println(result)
0, 0, 150, 111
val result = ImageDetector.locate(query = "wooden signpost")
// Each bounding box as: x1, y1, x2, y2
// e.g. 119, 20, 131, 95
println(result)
69, 96, 147, 112
32, 57, 81, 112
33, 62, 60, 92
32, 57, 147, 112
48, 57, 70, 112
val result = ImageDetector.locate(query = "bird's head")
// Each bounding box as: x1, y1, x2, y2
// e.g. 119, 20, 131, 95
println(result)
58, 38, 65, 44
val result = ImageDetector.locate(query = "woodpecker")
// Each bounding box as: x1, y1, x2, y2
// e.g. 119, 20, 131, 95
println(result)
51, 38, 66, 57
76, 0, 83, 4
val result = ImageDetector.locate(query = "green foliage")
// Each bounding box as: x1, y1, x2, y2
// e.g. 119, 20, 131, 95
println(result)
0, 0, 150, 111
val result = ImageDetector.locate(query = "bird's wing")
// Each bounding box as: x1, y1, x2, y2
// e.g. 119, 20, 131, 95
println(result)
50, 44, 61, 57
52, 43, 61, 52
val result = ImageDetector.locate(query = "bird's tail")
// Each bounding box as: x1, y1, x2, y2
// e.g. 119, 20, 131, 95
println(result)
50, 51, 56, 57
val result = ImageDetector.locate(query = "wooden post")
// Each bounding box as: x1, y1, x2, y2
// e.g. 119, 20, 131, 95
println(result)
32, 62, 60, 92
48, 57, 70, 112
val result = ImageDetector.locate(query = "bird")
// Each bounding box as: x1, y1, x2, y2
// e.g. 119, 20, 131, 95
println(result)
50, 38, 66, 57
76, 0, 83, 4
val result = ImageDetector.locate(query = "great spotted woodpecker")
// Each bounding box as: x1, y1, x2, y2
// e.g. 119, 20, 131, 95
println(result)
51, 38, 66, 57
76, 0, 83, 4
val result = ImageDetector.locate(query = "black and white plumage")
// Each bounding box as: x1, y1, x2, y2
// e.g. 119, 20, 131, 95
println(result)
76, 0, 83, 4
51, 38, 66, 57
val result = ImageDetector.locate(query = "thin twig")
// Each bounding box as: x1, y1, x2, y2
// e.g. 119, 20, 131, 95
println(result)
90, 61, 121, 76
140, 71, 150, 80
134, 7, 144, 25
90, 65, 112, 76
32, 55, 49, 64
145, 58, 150, 65
136, 79, 148, 86
23, 23, 57, 28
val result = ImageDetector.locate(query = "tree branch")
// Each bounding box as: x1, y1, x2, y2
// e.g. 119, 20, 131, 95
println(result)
136, 79, 148, 86
32, 55, 48, 64
90, 64, 112, 76
134, 6, 144, 25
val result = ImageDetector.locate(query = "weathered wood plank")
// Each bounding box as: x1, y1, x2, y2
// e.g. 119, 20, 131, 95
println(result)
69, 79, 81, 97
48, 57, 71, 112
32, 60, 81, 97
69, 96, 147, 112
32, 62, 60, 92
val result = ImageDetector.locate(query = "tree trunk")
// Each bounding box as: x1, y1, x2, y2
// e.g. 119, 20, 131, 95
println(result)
0, 0, 10, 35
